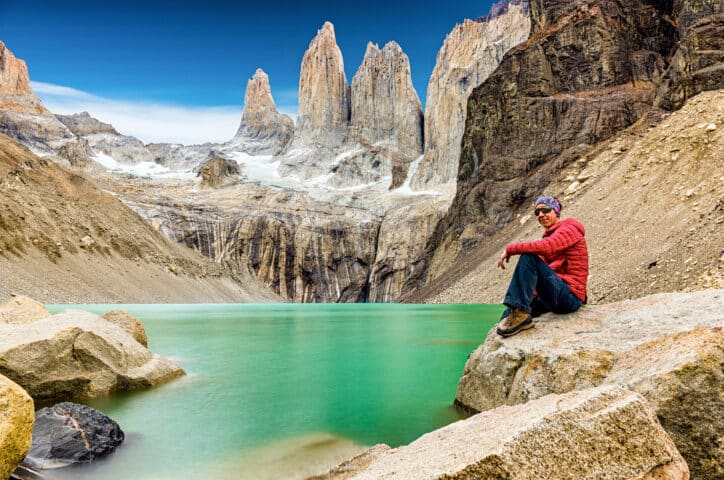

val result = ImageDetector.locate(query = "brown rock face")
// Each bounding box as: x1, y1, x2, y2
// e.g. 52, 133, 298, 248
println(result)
296, 22, 350, 134
350, 41, 423, 160
656, 0, 724, 109
406, 0, 686, 293
0, 41, 46, 114
410, 2, 531, 190
232, 69, 294, 154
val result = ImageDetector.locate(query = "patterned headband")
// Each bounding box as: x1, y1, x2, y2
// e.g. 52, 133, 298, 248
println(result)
535, 196, 562, 216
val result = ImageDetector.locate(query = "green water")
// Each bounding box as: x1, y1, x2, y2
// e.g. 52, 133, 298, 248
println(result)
43, 303, 502, 479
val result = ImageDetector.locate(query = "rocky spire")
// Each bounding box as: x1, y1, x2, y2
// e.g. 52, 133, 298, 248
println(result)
350, 41, 423, 159
0, 40, 49, 114
410, 1, 531, 191
232, 68, 293, 153
296, 21, 350, 132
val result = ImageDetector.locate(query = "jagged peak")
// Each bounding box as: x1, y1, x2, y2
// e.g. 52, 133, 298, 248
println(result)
361, 41, 407, 63
242, 68, 277, 114
252, 68, 268, 80
382, 41, 403, 54
364, 42, 381, 56
315, 21, 336, 41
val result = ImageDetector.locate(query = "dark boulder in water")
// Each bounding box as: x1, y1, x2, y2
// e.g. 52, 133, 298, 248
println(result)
21, 402, 124, 469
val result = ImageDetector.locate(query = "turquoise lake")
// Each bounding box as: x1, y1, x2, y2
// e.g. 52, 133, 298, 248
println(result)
43, 303, 503, 479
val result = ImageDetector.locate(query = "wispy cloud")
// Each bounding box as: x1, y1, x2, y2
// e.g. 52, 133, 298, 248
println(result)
31, 81, 246, 145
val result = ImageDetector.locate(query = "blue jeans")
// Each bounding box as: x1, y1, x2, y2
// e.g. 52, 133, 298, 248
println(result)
502, 254, 583, 319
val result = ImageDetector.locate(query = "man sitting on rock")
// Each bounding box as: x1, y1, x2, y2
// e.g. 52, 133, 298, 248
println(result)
496, 195, 589, 337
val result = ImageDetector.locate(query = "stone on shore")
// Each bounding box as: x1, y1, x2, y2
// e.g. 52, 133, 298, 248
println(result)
102, 309, 149, 347
334, 386, 688, 479
456, 289, 723, 480
0, 295, 51, 324
21, 402, 124, 470
0, 373, 34, 480
0, 309, 185, 402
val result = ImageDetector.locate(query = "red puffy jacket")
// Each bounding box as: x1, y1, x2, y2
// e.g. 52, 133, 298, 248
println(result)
505, 217, 589, 301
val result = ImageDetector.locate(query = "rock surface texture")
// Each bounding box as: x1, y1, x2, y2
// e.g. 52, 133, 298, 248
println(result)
0, 374, 34, 480
55, 112, 119, 137
296, 22, 350, 136
280, 21, 349, 179
349, 42, 423, 162
101, 309, 148, 347
0, 309, 185, 402
656, 0, 724, 109
411, 1, 531, 191
0, 41, 74, 154
21, 402, 123, 470
0, 295, 50, 324
139, 185, 381, 302
230, 69, 294, 155
456, 289, 723, 480
325, 386, 689, 480
196, 155, 242, 188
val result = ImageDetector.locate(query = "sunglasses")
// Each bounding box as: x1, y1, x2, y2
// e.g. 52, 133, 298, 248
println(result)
534, 207, 553, 216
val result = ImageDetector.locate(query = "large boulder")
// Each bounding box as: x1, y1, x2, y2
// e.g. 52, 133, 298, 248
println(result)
0, 374, 34, 480
0, 309, 185, 403
195, 155, 242, 188
21, 402, 124, 470
329, 386, 688, 479
456, 289, 723, 480
0, 295, 50, 324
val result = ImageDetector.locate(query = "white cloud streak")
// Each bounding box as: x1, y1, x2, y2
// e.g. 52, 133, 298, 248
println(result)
30, 81, 247, 145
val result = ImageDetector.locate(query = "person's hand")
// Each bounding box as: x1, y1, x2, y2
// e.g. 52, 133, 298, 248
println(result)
497, 250, 510, 269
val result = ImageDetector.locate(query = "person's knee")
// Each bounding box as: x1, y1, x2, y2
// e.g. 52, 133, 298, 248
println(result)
519, 254, 537, 265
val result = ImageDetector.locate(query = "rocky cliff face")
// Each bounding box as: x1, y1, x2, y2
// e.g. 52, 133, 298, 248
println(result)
410, 1, 531, 191
656, 0, 724, 109
405, 0, 713, 294
297, 22, 350, 134
129, 184, 381, 302
0, 41, 47, 114
56, 111, 119, 136
350, 42, 423, 161
0, 41, 74, 154
229, 69, 294, 155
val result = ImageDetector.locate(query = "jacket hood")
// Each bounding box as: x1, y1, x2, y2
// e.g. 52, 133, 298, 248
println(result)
546, 217, 586, 236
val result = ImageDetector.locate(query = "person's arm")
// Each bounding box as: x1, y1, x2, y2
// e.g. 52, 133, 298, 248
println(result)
506, 224, 582, 258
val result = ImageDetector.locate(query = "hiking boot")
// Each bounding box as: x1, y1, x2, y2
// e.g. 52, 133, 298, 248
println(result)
496, 309, 533, 337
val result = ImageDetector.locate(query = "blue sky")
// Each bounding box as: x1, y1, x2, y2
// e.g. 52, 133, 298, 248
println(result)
1, 0, 496, 143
